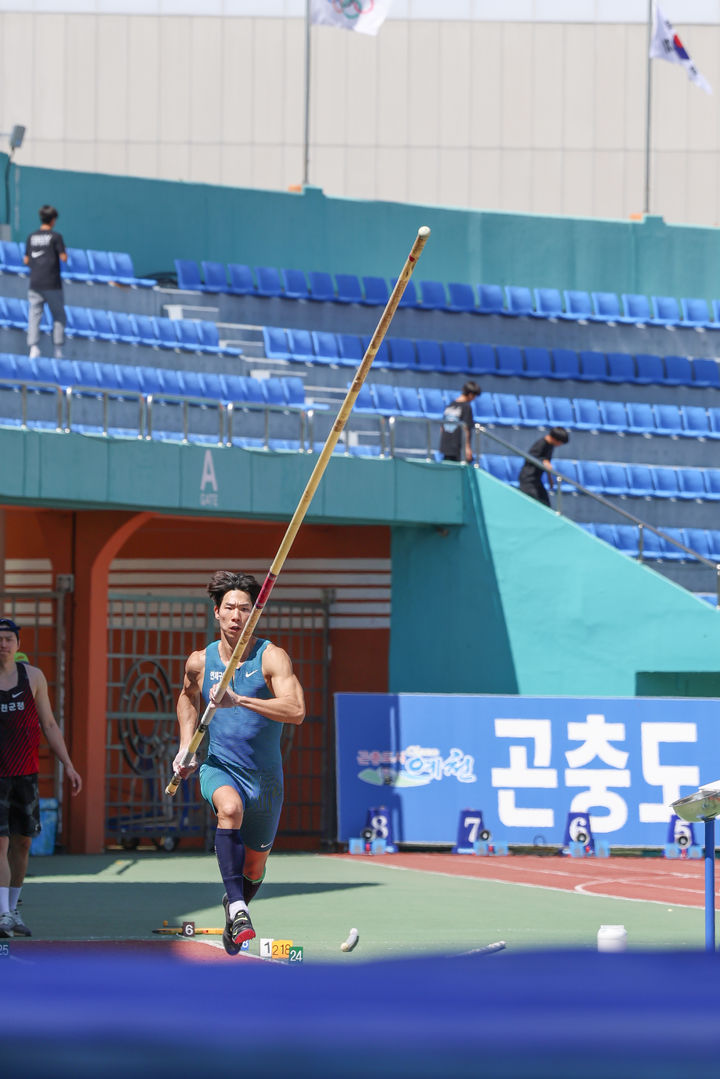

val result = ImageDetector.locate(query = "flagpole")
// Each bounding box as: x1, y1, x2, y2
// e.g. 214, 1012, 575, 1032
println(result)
644, 0, 654, 214
303, 0, 311, 186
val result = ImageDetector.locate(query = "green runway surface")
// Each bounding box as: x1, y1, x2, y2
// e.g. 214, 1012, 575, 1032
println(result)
20, 852, 705, 960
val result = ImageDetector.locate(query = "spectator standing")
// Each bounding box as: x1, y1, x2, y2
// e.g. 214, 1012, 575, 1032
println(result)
439, 380, 482, 463
518, 427, 570, 507
23, 204, 67, 361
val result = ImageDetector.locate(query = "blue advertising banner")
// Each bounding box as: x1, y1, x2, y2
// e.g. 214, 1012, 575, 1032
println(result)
334, 694, 717, 846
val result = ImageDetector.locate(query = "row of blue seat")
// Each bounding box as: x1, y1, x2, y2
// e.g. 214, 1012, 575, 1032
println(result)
581, 523, 720, 563
482, 453, 720, 502
0, 241, 156, 287
262, 326, 720, 388
0, 354, 309, 409
174, 258, 720, 328
355, 383, 720, 439
0, 297, 241, 358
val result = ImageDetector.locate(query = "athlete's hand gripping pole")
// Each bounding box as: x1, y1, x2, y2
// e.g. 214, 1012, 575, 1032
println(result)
166, 226, 431, 796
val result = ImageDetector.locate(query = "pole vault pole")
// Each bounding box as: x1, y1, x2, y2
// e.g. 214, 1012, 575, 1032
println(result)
166, 225, 431, 796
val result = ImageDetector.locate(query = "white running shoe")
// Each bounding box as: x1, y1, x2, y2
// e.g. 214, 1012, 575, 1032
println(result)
0, 911, 15, 937
10, 908, 31, 937
29, 345, 40, 360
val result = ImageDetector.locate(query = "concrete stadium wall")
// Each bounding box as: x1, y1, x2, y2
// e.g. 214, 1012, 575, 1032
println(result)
389, 468, 720, 697
8, 157, 720, 299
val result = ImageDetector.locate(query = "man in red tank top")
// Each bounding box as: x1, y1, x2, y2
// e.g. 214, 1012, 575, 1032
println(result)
0, 618, 82, 938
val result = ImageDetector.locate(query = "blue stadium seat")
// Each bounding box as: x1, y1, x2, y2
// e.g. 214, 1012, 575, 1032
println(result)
87, 308, 117, 341
395, 386, 424, 417
676, 469, 707, 500
418, 387, 448, 419
482, 454, 513, 483
681, 297, 715, 328
639, 529, 666, 560
692, 358, 720, 389
467, 343, 496, 375
4, 297, 27, 327
626, 465, 654, 498
650, 296, 681, 326
653, 404, 684, 436
705, 469, 720, 498
86, 249, 115, 282
591, 523, 615, 547
174, 320, 204, 352
625, 402, 656, 435
578, 351, 608, 382
264, 378, 288, 408
62, 248, 92, 282
550, 349, 581, 380
0, 353, 18, 380
111, 252, 156, 287
174, 258, 203, 290
545, 396, 575, 427
446, 282, 476, 313
335, 274, 363, 304
533, 288, 563, 318
154, 317, 180, 350
263, 326, 290, 360
370, 384, 398, 416
621, 293, 652, 322
397, 278, 419, 309
64, 306, 95, 339
0, 241, 28, 275
308, 271, 335, 302
200, 322, 241, 357
417, 281, 448, 310
441, 341, 469, 373
311, 331, 340, 363
680, 405, 710, 438
254, 266, 283, 297
129, 317, 158, 349
361, 276, 389, 306
561, 290, 593, 320
227, 263, 255, 295
606, 353, 635, 384
576, 461, 604, 493
597, 400, 628, 432
281, 268, 310, 300
634, 354, 664, 385
476, 284, 505, 315
387, 338, 416, 370
286, 328, 315, 361
0, 298, 11, 327
362, 335, 389, 368
353, 383, 375, 413
572, 398, 602, 431
662, 527, 690, 561
495, 345, 524, 377
590, 292, 632, 323
685, 528, 714, 559
663, 355, 693, 386
652, 467, 680, 498
505, 286, 534, 317
614, 525, 641, 556
555, 458, 579, 489
600, 463, 629, 496
198, 261, 227, 293
337, 333, 364, 364
415, 339, 442, 372
523, 347, 552, 379
709, 408, 720, 439
472, 393, 494, 424
518, 395, 548, 426
491, 393, 522, 426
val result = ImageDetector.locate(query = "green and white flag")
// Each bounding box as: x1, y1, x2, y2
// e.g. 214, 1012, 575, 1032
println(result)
310, 0, 393, 36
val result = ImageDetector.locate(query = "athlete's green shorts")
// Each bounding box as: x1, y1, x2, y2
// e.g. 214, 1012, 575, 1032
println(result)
199, 755, 284, 852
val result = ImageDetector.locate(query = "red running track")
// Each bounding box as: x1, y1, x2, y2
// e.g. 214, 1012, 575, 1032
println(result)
336, 852, 714, 908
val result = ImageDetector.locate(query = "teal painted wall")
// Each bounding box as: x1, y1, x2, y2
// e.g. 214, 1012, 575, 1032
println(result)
8, 155, 720, 297
389, 470, 720, 696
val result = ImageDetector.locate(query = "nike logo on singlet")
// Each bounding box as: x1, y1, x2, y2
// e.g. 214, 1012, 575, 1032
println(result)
244, 668, 260, 678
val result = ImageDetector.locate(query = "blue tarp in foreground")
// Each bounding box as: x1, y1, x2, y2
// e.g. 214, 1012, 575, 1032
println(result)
335, 694, 713, 846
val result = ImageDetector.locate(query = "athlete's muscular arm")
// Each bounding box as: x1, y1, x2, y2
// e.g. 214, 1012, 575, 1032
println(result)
210, 644, 305, 726
173, 650, 205, 776
28, 666, 82, 794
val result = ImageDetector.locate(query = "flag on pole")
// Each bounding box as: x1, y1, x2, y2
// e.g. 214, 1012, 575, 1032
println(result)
310, 0, 393, 36
649, 2, 712, 94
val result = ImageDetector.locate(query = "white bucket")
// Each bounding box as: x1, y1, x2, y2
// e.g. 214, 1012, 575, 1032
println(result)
597, 924, 627, 952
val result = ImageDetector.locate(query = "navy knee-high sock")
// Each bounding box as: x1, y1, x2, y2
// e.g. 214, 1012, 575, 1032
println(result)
243, 871, 265, 905
214, 828, 246, 903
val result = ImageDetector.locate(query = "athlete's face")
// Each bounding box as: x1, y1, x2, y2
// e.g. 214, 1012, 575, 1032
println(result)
215, 590, 254, 639
0, 630, 18, 659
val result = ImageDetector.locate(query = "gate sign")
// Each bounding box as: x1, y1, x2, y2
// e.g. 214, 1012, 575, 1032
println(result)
334, 693, 713, 847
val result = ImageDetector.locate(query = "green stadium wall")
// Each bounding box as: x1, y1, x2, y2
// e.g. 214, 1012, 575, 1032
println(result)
7, 155, 720, 299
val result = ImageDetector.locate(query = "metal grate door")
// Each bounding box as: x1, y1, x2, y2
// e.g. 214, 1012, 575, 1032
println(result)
105, 593, 331, 850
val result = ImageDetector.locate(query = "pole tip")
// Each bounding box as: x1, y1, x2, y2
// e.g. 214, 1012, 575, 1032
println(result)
418, 226, 431, 238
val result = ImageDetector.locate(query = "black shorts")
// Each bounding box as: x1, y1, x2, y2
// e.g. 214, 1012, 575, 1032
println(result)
0, 774, 41, 837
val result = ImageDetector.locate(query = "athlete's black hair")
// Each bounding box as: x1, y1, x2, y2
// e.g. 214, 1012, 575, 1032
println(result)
38, 204, 58, 225
206, 571, 260, 609
549, 427, 570, 444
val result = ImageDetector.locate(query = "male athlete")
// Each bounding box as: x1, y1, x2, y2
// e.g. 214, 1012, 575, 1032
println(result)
0, 617, 82, 938
173, 572, 305, 955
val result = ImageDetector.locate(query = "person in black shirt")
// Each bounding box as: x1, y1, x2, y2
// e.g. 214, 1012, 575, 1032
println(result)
439, 380, 481, 463
23, 204, 67, 360
518, 427, 570, 507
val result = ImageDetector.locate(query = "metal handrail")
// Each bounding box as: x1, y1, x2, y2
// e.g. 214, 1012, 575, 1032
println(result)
474, 424, 720, 608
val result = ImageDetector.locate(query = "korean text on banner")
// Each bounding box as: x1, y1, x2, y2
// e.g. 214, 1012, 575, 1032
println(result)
310, 0, 393, 36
